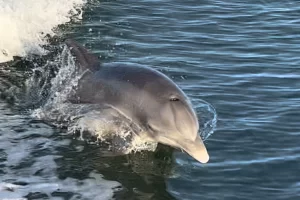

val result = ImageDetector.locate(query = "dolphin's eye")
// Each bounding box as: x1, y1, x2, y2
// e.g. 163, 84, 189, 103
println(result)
170, 97, 180, 102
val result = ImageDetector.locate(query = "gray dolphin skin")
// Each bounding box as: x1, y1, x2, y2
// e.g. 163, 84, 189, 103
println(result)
65, 39, 209, 163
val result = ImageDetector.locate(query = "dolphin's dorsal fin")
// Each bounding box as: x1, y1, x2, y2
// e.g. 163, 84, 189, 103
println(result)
65, 39, 100, 71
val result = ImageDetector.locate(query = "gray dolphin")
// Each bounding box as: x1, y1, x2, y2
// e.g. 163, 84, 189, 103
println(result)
65, 39, 209, 163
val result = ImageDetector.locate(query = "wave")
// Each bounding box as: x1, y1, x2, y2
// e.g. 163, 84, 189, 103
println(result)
0, 0, 86, 63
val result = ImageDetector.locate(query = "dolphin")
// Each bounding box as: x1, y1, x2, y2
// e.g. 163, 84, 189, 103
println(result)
65, 39, 209, 163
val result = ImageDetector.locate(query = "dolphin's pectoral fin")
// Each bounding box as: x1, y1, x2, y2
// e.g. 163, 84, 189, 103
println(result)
65, 39, 100, 72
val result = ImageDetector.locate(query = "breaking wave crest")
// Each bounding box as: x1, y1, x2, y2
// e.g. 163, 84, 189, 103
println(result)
0, 0, 86, 63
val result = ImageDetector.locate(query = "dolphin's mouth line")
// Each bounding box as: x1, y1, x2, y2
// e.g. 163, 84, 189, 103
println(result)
154, 135, 181, 149
146, 123, 156, 133
155, 135, 192, 155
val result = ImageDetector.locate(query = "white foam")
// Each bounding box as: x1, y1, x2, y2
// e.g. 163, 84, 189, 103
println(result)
71, 109, 158, 153
0, 0, 86, 63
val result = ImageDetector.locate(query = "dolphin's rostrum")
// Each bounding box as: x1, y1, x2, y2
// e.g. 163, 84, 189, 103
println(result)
65, 39, 209, 163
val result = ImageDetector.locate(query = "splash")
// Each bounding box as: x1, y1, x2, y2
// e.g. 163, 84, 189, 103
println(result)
0, 0, 86, 63
69, 109, 158, 153
192, 99, 217, 141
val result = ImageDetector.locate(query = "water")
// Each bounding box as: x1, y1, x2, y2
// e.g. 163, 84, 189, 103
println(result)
1, 0, 300, 199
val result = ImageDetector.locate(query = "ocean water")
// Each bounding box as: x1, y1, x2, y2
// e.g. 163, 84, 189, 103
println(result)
0, 0, 300, 199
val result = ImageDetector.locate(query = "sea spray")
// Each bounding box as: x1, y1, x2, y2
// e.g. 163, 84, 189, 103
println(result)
0, 0, 87, 63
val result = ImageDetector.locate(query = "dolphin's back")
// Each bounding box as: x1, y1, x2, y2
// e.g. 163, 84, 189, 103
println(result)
65, 39, 186, 105
73, 63, 187, 118
95, 63, 184, 97
65, 39, 178, 94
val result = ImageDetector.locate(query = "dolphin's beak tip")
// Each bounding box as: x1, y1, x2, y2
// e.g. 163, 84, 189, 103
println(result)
192, 147, 209, 164
187, 137, 210, 164
199, 153, 209, 163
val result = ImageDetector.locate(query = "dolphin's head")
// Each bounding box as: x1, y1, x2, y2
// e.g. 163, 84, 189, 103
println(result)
96, 64, 209, 163
131, 68, 210, 164
144, 90, 209, 164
